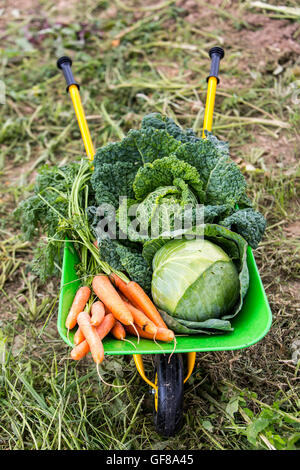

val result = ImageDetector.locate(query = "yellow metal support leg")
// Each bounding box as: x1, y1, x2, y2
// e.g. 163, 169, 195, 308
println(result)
133, 354, 157, 391
184, 352, 196, 384
133, 352, 196, 390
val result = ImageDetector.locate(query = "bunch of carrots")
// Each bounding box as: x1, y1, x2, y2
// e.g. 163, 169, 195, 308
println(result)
65, 273, 175, 367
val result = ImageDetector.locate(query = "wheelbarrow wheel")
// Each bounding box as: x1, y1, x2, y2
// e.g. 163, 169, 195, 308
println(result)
153, 353, 184, 437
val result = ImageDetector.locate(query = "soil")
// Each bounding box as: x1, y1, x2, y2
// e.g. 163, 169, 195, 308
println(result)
284, 221, 300, 239
0, 0, 79, 32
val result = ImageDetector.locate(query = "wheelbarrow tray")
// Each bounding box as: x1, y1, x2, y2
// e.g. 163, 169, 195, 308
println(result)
57, 240, 272, 355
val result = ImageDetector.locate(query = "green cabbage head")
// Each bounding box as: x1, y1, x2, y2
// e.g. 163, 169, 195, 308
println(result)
152, 239, 240, 325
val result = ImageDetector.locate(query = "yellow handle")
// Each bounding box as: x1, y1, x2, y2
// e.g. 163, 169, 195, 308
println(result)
202, 76, 218, 138
68, 84, 95, 161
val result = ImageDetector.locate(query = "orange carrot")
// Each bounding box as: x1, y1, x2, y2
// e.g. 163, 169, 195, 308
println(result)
93, 240, 98, 249
74, 327, 85, 345
126, 324, 175, 342
120, 295, 158, 335
110, 273, 167, 329
104, 305, 112, 315
70, 339, 89, 361
91, 300, 105, 326
74, 303, 102, 344
71, 313, 115, 360
111, 321, 137, 349
96, 313, 116, 339
76, 311, 104, 364
92, 275, 133, 326
111, 321, 126, 340
65, 286, 91, 330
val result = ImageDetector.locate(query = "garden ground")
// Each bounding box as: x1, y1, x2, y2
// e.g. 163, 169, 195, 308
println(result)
0, 0, 299, 450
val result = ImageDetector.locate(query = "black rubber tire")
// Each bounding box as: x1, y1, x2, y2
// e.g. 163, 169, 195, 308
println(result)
153, 354, 184, 437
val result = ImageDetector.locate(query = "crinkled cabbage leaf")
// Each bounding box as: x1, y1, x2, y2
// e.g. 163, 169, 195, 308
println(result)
90, 113, 265, 293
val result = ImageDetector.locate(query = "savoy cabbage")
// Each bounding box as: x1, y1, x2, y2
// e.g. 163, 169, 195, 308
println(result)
90, 113, 266, 292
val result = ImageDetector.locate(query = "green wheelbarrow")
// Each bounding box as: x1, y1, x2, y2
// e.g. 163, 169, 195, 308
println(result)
56, 48, 272, 437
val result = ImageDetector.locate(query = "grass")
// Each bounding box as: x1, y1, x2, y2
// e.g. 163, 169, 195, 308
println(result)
0, 0, 299, 450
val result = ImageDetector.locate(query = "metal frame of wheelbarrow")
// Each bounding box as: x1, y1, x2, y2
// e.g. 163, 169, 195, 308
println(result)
56, 48, 272, 436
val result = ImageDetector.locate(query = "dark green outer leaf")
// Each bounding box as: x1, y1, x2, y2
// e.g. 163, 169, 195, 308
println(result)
220, 208, 267, 249
158, 309, 233, 335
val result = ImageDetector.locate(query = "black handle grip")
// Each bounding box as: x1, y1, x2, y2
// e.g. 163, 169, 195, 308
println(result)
57, 56, 80, 92
207, 47, 225, 84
